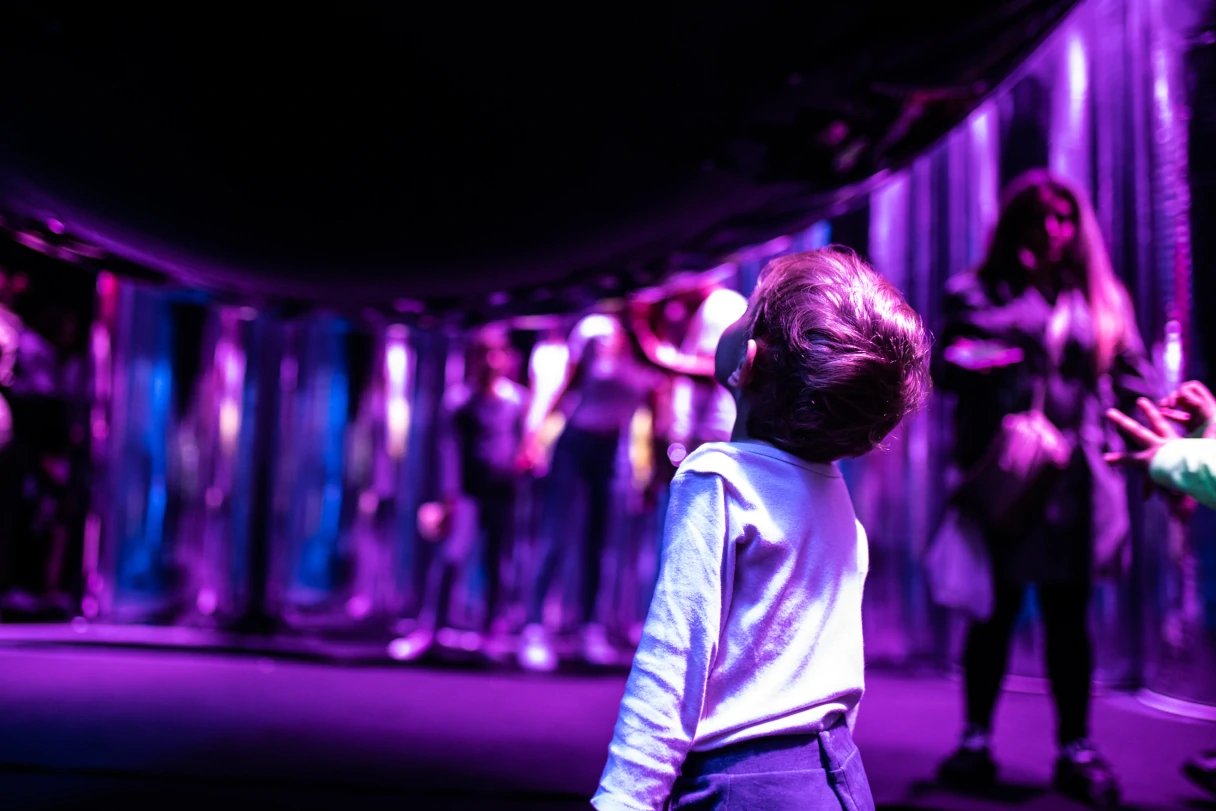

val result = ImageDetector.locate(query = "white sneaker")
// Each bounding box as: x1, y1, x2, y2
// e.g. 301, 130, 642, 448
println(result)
581, 623, 618, 666
387, 628, 434, 661
518, 623, 558, 672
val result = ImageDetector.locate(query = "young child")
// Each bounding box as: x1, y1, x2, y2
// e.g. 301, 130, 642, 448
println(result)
592, 247, 933, 811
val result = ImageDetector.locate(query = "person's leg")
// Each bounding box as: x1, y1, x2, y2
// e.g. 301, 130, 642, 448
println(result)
939, 581, 1026, 786
429, 560, 457, 630
579, 433, 617, 626
526, 431, 579, 625
519, 431, 581, 672
479, 485, 514, 632
387, 554, 453, 662
1037, 582, 1093, 746
962, 582, 1026, 733
1039, 581, 1120, 807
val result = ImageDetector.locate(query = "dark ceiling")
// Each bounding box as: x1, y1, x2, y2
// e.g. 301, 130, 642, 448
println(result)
0, 1, 1077, 315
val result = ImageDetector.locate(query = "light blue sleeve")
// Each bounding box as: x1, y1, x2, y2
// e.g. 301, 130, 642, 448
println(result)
1149, 439, 1216, 510
591, 471, 729, 811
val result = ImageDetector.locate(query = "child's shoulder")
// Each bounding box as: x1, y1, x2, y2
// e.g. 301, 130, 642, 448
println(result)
676, 441, 772, 484
678, 441, 841, 483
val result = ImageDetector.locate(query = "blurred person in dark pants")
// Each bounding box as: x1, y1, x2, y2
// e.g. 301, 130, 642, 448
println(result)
391, 326, 529, 662
933, 171, 1156, 808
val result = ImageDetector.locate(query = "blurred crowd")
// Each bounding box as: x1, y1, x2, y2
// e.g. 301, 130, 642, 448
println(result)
0, 263, 94, 619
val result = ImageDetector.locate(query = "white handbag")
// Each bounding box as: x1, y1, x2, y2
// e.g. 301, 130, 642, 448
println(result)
925, 505, 994, 620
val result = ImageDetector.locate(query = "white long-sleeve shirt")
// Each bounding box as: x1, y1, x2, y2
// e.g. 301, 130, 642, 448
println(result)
592, 441, 869, 811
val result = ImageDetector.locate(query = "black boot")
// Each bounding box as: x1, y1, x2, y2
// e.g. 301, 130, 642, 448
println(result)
1053, 739, 1120, 809
938, 725, 998, 788
1183, 750, 1216, 798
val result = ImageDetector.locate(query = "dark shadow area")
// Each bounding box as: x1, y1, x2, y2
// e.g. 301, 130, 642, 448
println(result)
908, 778, 1048, 806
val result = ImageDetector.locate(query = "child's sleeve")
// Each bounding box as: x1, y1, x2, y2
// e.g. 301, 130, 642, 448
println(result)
592, 470, 730, 811
1150, 438, 1216, 510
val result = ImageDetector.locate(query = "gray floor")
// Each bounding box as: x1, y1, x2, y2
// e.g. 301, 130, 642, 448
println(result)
0, 643, 1211, 810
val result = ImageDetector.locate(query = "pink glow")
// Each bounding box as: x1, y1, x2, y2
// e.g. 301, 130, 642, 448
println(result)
384, 327, 411, 459
346, 594, 372, 619
968, 102, 999, 250
386, 344, 407, 389
215, 335, 246, 454
46, 218, 64, 235
526, 339, 570, 435
1067, 32, 1089, 132
1049, 25, 1092, 189
1163, 320, 1184, 390
197, 588, 218, 616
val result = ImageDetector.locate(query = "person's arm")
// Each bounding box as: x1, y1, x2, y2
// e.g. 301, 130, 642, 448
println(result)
1105, 399, 1199, 519
932, 274, 1021, 393
627, 300, 716, 379
592, 470, 730, 811
1148, 439, 1216, 510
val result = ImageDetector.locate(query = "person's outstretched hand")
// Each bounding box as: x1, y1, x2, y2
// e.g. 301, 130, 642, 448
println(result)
1105, 398, 1197, 522
1160, 380, 1216, 439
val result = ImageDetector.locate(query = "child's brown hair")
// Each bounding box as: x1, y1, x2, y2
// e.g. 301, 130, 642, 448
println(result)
742, 246, 932, 463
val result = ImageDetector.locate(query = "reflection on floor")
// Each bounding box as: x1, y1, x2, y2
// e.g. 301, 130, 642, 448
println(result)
0, 638, 1211, 810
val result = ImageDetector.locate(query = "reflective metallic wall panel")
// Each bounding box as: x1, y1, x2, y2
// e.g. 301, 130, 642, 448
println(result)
87, 284, 263, 624
267, 316, 423, 628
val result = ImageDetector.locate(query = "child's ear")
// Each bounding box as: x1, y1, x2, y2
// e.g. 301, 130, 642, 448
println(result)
727, 339, 758, 389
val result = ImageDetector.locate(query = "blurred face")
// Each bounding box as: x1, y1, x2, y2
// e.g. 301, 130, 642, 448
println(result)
1023, 191, 1076, 269
483, 346, 509, 375
470, 332, 510, 382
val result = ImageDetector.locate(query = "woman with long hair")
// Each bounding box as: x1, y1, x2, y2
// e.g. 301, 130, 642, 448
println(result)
934, 170, 1157, 808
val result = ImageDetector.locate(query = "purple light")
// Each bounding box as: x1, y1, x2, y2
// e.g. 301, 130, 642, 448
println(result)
46, 218, 64, 235
384, 326, 412, 459
1051, 25, 1091, 188
1067, 32, 1089, 130
196, 588, 218, 616
345, 594, 372, 619
968, 102, 999, 250
1163, 320, 1184, 389
394, 298, 424, 314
